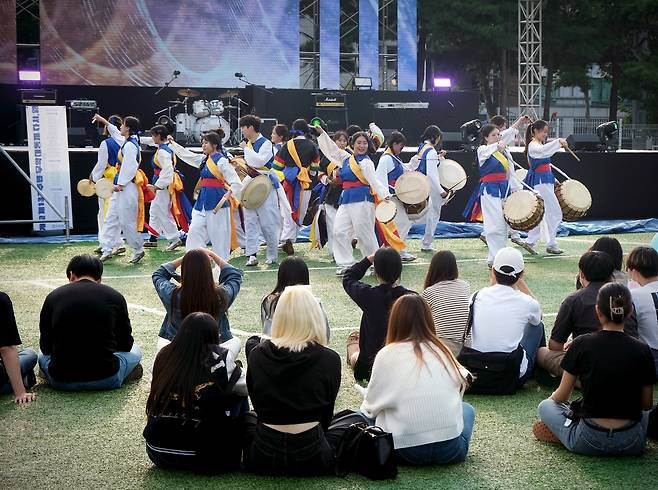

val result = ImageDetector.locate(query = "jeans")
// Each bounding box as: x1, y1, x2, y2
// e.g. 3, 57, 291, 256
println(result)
243, 412, 335, 476
0, 348, 38, 394
360, 403, 476, 465
538, 398, 649, 456
518, 322, 546, 385
38, 344, 142, 391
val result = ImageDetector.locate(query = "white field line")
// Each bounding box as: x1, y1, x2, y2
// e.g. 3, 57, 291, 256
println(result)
559, 237, 650, 247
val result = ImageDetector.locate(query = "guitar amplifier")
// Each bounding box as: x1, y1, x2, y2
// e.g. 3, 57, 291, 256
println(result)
68, 99, 98, 110
20, 89, 57, 105
314, 93, 346, 108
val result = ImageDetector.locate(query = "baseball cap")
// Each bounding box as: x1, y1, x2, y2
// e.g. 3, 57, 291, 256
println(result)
493, 247, 524, 276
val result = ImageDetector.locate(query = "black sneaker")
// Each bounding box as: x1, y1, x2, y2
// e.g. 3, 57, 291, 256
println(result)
122, 363, 143, 385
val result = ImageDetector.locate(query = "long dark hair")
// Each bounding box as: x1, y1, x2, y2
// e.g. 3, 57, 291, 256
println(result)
173, 249, 228, 321
386, 131, 407, 151
590, 236, 624, 271
386, 295, 470, 391
146, 312, 219, 415
597, 283, 632, 325
424, 250, 459, 289
524, 119, 548, 157
421, 125, 442, 145
480, 123, 498, 146
350, 131, 376, 155
262, 256, 310, 317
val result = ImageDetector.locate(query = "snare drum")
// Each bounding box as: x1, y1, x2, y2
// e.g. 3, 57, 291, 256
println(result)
503, 190, 545, 231
555, 179, 591, 221
208, 99, 224, 116
375, 200, 397, 224
193, 100, 210, 118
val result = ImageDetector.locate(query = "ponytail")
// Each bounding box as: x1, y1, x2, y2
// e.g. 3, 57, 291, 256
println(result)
524, 119, 548, 158
596, 282, 632, 324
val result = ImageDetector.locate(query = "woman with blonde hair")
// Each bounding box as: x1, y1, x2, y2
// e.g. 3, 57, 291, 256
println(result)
358, 294, 475, 465
244, 285, 341, 475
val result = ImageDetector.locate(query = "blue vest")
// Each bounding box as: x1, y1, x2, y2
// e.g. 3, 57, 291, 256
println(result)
105, 137, 120, 165
114, 136, 141, 185
339, 155, 374, 205
417, 144, 434, 175
151, 144, 175, 185
251, 136, 274, 169
382, 152, 404, 193
524, 155, 555, 187
195, 152, 230, 211
478, 153, 510, 198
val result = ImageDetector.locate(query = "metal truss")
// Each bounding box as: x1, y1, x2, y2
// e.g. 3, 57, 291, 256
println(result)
518, 0, 542, 118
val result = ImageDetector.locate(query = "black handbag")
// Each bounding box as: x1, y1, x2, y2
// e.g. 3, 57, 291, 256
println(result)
457, 291, 524, 395
332, 412, 397, 480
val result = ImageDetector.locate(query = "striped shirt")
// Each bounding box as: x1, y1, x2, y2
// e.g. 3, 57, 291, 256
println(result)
422, 279, 471, 343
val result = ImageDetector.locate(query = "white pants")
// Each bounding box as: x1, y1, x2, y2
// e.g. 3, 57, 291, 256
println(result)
244, 184, 281, 261
333, 200, 379, 268
100, 182, 143, 254
97, 196, 123, 248
422, 192, 444, 248
280, 189, 311, 243
323, 204, 338, 256
186, 206, 232, 260
527, 183, 562, 248
481, 192, 507, 263
149, 189, 179, 241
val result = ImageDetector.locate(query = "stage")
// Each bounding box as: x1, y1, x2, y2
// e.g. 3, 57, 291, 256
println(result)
2, 146, 656, 236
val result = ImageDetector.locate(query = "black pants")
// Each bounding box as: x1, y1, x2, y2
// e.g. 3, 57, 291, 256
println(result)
243, 412, 340, 476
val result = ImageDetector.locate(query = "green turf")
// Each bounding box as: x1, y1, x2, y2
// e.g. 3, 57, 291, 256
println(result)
1, 233, 658, 489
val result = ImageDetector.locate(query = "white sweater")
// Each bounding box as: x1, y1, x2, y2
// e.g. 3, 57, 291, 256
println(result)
360, 342, 466, 449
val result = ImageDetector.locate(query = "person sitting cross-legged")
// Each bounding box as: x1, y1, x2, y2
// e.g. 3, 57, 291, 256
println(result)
534, 283, 656, 455
0, 291, 37, 404
537, 251, 638, 381
468, 247, 544, 388
343, 248, 415, 382
38, 254, 142, 390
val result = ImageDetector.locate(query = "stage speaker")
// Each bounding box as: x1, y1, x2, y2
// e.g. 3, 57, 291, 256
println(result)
441, 131, 463, 151
67, 108, 99, 147
260, 118, 277, 139
567, 134, 601, 151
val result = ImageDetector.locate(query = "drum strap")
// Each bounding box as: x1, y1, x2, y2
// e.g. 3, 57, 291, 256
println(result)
204, 155, 240, 209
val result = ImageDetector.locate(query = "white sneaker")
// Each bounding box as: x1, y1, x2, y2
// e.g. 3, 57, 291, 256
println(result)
99, 251, 113, 262
400, 251, 417, 262
246, 255, 259, 266
546, 246, 564, 255
420, 246, 435, 252
129, 251, 145, 264
335, 267, 348, 276
265, 258, 277, 265
521, 242, 538, 255
112, 246, 126, 256
165, 239, 182, 252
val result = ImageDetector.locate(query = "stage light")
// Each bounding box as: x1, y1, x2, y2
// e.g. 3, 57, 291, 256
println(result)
19, 70, 41, 82
433, 77, 451, 88
354, 77, 372, 89
596, 121, 619, 151
460, 119, 483, 151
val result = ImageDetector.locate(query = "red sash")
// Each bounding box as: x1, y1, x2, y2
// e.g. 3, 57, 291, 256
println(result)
343, 181, 368, 189
481, 172, 507, 183
534, 164, 551, 173
200, 178, 226, 189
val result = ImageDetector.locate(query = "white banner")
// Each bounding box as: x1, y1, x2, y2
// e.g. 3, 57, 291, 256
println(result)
26, 105, 73, 232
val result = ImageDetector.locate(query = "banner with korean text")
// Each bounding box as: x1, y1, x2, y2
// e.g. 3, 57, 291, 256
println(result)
26, 106, 73, 232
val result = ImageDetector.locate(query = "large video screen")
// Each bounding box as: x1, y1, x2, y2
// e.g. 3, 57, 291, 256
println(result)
0, 0, 17, 84
40, 0, 299, 88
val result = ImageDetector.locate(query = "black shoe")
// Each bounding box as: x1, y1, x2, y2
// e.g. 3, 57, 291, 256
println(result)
122, 363, 143, 385
282, 239, 294, 255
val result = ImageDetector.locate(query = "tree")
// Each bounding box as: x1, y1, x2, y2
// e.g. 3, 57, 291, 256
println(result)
418, 0, 517, 117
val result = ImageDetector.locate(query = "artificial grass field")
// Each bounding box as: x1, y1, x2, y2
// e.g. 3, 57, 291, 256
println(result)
2, 232, 658, 489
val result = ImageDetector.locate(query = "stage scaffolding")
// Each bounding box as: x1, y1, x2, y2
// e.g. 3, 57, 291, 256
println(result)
518, 0, 543, 118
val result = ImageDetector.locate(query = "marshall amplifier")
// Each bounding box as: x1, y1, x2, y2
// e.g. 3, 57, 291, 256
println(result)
20, 89, 57, 105
314, 93, 346, 108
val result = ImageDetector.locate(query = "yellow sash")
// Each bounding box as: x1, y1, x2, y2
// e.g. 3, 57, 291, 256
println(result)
247, 139, 271, 173
205, 155, 239, 251
418, 143, 434, 158
117, 143, 147, 231
286, 139, 312, 190
347, 155, 405, 251
492, 151, 510, 172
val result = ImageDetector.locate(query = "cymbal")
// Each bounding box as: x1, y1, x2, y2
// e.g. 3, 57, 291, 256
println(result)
224, 105, 238, 109
219, 90, 238, 98
167, 100, 183, 104
177, 88, 200, 98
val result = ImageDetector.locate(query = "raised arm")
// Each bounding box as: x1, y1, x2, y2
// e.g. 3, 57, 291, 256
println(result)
317, 130, 350, 165
361, 157, 389, 198
91, 140, 109, 182
528, 139, 563, 159
167, 137, 206, 168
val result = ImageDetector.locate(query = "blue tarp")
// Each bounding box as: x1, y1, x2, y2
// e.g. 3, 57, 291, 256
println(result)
2, 219, 657, 245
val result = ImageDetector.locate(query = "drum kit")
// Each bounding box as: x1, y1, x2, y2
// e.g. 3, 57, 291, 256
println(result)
154, 88, 245, 146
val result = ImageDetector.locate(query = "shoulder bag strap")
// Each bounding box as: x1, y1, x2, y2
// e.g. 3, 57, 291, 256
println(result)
463, 290, 479, 345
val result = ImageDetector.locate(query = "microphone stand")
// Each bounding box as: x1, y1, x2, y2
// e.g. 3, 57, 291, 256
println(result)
155, 72, 180, 95
237, 75, 274, 95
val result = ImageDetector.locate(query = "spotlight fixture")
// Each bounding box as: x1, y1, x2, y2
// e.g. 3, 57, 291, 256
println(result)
596, 121, 619, 151
460, 119, 483, 151
433, 77, 451, 91
354, 77, 372, 89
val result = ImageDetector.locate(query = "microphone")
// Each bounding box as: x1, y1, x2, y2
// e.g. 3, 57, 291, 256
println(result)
235, 72, 244, 78
173, 70, 180, 76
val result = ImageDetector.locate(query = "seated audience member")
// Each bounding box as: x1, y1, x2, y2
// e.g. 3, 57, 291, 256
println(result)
469, 247, 544, 386
343, 248, 414, 381
260, 256, 329, 338
626, 246, 658, 375
152, 248, 242, 354
38, 254, 142, 390
576, 236, 628, 289
534, 283, 656, 455
421, 251, 470, 356
359, 294, 475, 465
0, 291, 37, 404
143, 312, 248, 473
244, 285, 341, 476
537, 251, 638, 379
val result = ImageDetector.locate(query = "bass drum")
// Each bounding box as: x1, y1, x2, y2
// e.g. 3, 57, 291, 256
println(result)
503, 190, 545, 231
192, 116, 231, 145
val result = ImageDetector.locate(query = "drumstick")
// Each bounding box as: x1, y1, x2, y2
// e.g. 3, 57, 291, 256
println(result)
549, 164, 571, 181
213, 190, 232, 214
565, 146, 581, 162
